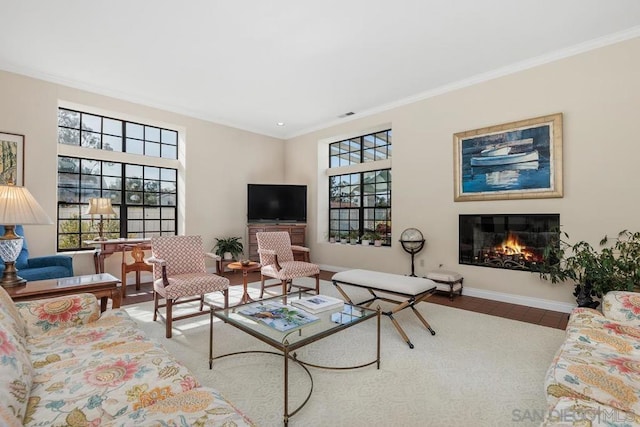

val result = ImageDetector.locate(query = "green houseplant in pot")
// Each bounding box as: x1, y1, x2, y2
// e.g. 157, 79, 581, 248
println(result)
213, 236, 244, 260
361, 230, 381, 246
348, 229, 359, 245
535, 229, 640, 308
597, 230, 640, 294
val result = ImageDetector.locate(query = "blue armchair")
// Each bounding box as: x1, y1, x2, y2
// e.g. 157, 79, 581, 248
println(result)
0, 225, 73, 282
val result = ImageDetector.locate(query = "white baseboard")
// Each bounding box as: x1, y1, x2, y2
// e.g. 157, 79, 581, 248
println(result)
319, 264, 575, 314
461, 286, 574, 313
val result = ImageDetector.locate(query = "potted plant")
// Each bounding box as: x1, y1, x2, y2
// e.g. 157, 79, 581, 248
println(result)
348, 229, 359, 245
361, 231, 380, 246
534, 229, 640, 308
213, 236, 244, 260
598, 230, 640, 294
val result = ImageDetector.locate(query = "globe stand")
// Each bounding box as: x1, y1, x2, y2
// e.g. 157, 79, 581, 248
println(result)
399, 228, 425, 277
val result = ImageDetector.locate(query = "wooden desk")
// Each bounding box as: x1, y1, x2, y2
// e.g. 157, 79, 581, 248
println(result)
84, 238, 151, 274
7, 273, 122, 312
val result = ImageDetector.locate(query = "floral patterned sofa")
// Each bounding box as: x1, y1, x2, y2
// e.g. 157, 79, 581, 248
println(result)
543, 291, 640, 426
0, 287, 253, 426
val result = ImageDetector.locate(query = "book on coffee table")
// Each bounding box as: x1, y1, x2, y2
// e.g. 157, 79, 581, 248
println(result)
238, 301, 319, 332
291, 294, 344, 314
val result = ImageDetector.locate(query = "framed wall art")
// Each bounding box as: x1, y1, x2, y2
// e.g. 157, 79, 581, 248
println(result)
453, 113, 563, 202
0, 132, 24, 186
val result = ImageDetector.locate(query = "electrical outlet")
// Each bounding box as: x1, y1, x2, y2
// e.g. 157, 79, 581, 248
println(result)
419, 259, 424, 267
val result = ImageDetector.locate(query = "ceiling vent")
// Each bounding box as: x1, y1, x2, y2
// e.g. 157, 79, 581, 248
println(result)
338, 112, 355, 118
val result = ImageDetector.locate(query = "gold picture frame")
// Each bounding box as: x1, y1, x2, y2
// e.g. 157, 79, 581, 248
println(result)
0, 132, 25, 186
453, 113, 563, 202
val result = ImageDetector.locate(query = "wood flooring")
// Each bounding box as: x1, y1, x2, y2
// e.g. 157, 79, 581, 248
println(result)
120, 269, 569, 330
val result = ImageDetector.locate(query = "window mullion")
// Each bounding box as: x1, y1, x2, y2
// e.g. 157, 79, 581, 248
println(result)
119, 162, 126, 238
359, 176, 365, 236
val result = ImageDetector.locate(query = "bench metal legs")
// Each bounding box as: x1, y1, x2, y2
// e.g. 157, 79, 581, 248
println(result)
333, 281, 436, 349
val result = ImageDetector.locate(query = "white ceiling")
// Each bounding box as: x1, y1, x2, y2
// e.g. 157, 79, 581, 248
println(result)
1, 1, 640, 139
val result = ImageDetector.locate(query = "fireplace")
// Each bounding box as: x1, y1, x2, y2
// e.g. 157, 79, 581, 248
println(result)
459, 214, 559, 271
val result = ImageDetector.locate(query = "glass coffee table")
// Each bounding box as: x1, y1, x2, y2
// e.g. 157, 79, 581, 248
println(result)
209, 293, 381, 426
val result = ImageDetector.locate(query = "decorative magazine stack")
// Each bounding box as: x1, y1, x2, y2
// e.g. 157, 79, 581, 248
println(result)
291, 294, 344, 313
238, 301, 319, 332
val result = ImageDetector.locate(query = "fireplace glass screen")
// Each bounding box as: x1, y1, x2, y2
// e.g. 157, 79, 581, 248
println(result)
459, 214, 559, 271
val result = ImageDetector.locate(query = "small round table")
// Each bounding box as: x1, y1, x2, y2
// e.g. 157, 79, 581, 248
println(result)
227, 261, 261, 305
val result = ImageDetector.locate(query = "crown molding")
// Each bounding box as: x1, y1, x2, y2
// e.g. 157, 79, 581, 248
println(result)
286, 26, 640, 139
0, 61, 286, 139
1, 26, 638, 141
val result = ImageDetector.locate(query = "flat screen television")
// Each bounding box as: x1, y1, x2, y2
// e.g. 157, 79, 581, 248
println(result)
247, 184, 307, 223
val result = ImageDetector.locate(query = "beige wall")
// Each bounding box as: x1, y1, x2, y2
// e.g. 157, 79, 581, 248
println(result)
1, 37, 638, 309
0, 70, 285, 276
285, 37, 640, 309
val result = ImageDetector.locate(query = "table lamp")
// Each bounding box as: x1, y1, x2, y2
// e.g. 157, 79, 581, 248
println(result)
0, 184, 53, 287
84, 197, 116, 241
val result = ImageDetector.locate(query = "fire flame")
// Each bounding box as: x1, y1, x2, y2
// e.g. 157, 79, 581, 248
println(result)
495, 233, 534, 259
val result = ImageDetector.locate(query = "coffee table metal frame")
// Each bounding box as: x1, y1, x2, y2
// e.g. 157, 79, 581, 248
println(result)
209, 293, 381, 426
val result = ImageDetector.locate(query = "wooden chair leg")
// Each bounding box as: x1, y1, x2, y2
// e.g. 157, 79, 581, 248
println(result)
260, 275, 266, 298
200, 294, 204, 311
121, 264, 127, 299
166, 298, 173, 338
315, 274, 320, 294
224, 288, 229, 308
153, 291, 159, 321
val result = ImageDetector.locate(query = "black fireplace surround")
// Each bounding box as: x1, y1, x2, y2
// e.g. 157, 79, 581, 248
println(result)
459, 214, 560, 271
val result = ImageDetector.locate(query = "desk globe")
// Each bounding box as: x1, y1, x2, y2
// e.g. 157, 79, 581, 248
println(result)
400, 228, 425, 277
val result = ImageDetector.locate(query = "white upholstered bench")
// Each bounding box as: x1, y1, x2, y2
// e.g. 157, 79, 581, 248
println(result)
425, 270, 464, 301
331, 269, 437, 349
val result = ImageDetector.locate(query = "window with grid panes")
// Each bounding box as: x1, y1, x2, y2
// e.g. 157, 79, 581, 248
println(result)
57, 108, 178, 251
328, 129, 392, 245
58, 108, 178, 158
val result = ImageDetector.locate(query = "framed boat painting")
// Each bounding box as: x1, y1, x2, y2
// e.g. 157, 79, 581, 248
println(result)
453, 113, 563, 202
0, 132, 24, 186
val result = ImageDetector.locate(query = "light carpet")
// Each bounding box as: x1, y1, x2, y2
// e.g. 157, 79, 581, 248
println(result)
123, 279, 565, 427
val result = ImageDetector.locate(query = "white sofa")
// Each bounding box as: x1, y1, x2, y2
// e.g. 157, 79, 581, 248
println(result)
0, 287, 253, 426
543, 291, 640, 426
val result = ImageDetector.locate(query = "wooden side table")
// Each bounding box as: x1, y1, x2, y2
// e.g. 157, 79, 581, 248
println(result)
216, 258, 237, 275
6, 273, 122, 312
227, 261, 261, 305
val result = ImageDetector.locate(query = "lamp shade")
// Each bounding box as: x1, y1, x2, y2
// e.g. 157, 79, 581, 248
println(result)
83, 198, 116, 216
0, 185, 52, 225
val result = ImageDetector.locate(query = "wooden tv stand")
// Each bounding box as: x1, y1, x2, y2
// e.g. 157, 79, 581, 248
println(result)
247, 223, 307, 261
